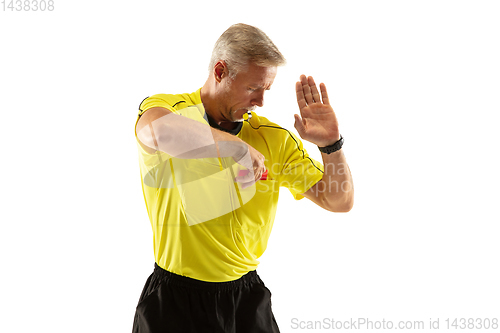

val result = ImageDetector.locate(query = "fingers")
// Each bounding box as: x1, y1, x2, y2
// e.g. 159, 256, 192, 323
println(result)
308, 76, 321, 103
234, 145, 266, 186
320, 82, 330, 105
295, 81, 307, 110
252, 153, 266, 181
296, 75, 329, 106
300, 75, 314, 105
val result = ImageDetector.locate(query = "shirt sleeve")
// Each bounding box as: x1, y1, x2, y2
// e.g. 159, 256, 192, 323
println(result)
139, 94, 176, 116
139, 94, 207, 125
279, 131, 324, 200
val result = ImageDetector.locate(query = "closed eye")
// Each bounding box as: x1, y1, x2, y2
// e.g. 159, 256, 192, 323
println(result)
248, 87, 271, 92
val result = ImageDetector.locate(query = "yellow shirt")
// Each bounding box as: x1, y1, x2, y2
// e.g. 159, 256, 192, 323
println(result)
135, 88, 324, 282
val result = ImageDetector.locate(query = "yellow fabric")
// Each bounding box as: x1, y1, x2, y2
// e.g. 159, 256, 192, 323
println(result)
135, 88, 324, 282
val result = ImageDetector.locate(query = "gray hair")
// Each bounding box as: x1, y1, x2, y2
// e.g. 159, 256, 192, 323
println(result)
208, 23, 286, 78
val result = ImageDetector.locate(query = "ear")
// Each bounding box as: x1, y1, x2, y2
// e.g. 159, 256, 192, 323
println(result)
213, 61, 227, 83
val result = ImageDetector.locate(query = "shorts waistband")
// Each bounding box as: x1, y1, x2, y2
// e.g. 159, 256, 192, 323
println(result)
153, 263, 262, 292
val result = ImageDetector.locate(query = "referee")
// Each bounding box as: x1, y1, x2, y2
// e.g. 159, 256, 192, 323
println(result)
132, 23, 354, 333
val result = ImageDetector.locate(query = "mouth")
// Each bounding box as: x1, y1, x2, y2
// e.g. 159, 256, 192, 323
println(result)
233, 108, 253, 120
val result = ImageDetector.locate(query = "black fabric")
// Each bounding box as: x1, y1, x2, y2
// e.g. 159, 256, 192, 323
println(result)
132, 263, 280, 333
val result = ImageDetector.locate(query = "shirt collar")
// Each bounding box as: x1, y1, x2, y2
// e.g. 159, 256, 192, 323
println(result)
204, 111, 243, 135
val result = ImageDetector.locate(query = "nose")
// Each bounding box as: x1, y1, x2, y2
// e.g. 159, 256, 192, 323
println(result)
251, 91, 265, 107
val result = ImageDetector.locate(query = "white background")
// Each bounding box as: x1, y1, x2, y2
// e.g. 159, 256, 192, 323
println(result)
1, 0, 499, 332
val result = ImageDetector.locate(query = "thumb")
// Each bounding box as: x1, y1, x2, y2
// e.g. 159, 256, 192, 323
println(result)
294, 114, 306, 136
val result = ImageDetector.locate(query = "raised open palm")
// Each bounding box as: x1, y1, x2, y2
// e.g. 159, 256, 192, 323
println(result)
294, 75, 340, 147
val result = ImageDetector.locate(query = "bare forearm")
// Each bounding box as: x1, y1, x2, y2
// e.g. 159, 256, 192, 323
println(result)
318, 149, 354, 211
138, 112, 247, 160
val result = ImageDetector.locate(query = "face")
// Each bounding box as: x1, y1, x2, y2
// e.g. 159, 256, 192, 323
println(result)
217, 62, 277, 123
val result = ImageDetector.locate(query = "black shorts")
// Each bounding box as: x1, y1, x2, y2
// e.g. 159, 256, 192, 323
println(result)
132, 263, 280, 333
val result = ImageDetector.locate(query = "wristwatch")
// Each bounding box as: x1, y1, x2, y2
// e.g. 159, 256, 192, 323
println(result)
318, 135, 344, 154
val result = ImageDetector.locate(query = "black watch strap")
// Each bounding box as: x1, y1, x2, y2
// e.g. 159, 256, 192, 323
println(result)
318, 135, 344, 154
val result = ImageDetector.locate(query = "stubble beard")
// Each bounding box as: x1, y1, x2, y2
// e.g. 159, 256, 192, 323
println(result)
221, 82, 256, 122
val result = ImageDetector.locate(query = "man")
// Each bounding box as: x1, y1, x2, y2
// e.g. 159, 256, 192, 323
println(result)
132, 23, 353, 333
